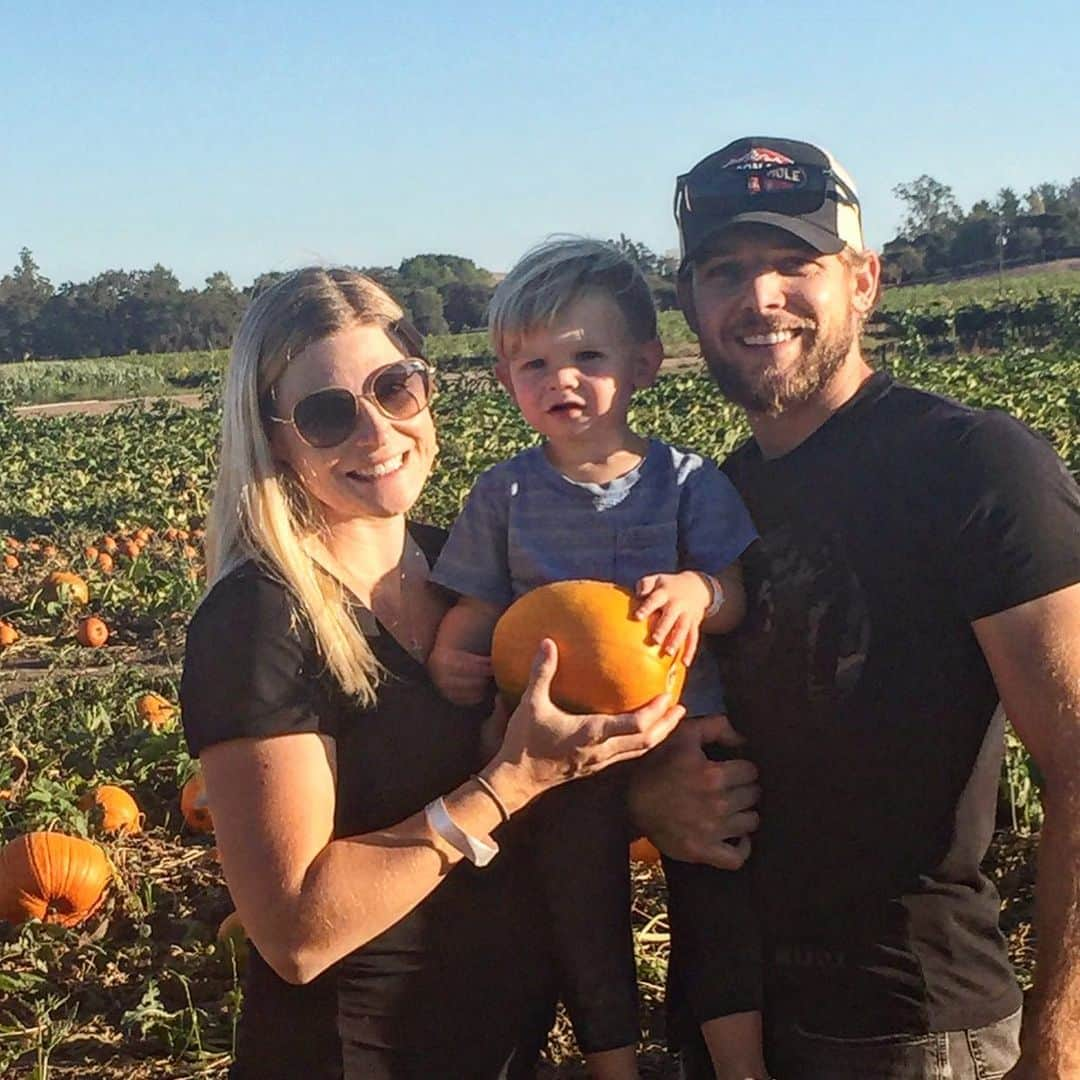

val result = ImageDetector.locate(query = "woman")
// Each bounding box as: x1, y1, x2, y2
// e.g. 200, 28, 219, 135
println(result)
179, 267, 684, 1079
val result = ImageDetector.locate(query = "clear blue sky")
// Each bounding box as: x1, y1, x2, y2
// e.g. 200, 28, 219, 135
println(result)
4, 1, 1078, 289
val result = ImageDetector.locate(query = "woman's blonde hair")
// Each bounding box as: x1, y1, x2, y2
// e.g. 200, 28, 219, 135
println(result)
205, 266, 420, 706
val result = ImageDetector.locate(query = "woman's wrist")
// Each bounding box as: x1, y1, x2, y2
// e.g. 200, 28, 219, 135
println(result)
477, 758, 538, 817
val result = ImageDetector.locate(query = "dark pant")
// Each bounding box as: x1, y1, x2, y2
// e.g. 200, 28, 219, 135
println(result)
679, 1006, 1022, 1080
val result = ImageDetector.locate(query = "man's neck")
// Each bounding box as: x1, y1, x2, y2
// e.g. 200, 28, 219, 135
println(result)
747, 353, 875, 460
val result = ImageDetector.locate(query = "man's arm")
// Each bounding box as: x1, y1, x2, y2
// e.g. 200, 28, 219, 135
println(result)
973, 581, 1080, 1079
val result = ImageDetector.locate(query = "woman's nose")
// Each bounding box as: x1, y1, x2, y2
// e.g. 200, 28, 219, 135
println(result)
350, 398, 395, 444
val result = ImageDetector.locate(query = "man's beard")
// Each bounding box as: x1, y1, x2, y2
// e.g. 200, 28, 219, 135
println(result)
703, 312, 858, 417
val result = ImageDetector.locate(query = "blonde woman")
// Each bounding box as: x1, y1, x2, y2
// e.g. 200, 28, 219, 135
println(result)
179, 267, 684, 1079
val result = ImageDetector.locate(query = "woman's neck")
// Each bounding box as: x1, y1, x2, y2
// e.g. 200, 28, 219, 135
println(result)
315, 515, 407, 605
543, 428, 649, 484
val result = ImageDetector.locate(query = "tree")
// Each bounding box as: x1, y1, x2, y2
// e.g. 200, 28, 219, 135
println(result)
892, 176, 961, 239
0, 249, 54, 360
406, 286, 449, 336
441, 281, 493, 331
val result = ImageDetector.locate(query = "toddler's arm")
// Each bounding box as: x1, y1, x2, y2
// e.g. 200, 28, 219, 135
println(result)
428, 595, 500, 705
701, 1011, 768, 1079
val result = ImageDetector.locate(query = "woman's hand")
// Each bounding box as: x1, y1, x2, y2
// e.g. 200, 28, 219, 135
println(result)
481, 639, 684, 814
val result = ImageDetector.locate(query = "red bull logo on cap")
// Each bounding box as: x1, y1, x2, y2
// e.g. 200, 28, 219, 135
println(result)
723, 146, 796, 170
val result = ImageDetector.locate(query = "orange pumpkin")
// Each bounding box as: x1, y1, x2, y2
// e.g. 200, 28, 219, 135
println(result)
96, 552, 114, 574
100, 536, 118, 554
83, 546, 99, 562
76, 616, 109, 648
181, 771, 213, 833
3, 553, 19, 571
0, 832, 112, 927
40, 571, 90, 606
78, 785, 142, 835
0, 620, 17, 648
136, 691, 176, 731
491, 580, 687, 714
629, 836, 662, 865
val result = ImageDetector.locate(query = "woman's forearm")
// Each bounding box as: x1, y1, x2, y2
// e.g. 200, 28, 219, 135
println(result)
252, 774, 515, 984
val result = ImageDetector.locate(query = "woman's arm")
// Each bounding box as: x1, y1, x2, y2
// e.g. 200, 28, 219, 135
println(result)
204, 639, 684, 985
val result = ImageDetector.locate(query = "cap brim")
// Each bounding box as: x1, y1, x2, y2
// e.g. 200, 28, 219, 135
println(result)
683, 211, 846, 268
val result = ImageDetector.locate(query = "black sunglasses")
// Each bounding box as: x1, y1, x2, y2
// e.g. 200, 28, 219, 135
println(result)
266, 358, 435, 449
675, 162, 859, 225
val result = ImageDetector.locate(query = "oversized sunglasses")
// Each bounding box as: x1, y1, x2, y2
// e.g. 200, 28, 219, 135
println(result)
265, 358, 435, 448
675, 161, 859, 225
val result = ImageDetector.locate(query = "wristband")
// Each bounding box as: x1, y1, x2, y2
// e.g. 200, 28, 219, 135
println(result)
696, 572, 725, 618
424, 797, 499, 867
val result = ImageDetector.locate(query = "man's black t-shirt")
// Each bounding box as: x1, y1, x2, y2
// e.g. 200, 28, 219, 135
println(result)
704, 372, 1080, 1038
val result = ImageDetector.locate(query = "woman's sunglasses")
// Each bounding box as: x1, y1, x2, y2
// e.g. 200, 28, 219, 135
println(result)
265, 358, 435, 449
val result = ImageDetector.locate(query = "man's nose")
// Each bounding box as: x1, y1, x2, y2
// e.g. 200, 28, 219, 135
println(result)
741, 269, 786, 313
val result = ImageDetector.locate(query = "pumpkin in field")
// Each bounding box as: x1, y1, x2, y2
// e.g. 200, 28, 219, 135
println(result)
3, 553, 19, 571
79, 785, 142, 835
491, 580, 687, 714
96, 552, 114, 574
136, 691, 177, 731
181, 770, 213, 833
0, 832, 112, 927
76, 616, 109, 648
0, 620, 18, 648
40, 571, 90, 606
629, 836, 662, 865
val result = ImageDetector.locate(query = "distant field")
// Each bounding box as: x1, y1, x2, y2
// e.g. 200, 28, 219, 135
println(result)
879, 262, 1080, 310
3, 263, 1078, 407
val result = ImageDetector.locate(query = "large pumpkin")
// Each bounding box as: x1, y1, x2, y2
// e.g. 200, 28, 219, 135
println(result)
0, 832, 112, 927
491, 580, 687, 714
135, 692, 176, 731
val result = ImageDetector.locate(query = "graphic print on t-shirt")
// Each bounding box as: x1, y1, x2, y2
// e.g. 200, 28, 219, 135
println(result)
733, 522, 870, 709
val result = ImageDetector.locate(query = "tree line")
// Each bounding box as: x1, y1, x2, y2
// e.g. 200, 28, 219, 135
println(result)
0, 237, 677, 363
882, 175, 1080, 284
4, 172, 1078, 361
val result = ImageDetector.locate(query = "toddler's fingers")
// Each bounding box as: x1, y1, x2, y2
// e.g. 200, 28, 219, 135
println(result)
637, 591, 669, 630
683, 624, 700, 668
635, 575, 659, 598
650, 603, 681, 650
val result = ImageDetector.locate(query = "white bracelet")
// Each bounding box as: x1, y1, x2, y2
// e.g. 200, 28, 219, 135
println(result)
424, 797, 499, 868
697, 571, 725, 618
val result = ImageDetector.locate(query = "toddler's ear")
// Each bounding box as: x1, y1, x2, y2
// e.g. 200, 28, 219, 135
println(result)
634, 339, 664, 389
494, 360, 516, 399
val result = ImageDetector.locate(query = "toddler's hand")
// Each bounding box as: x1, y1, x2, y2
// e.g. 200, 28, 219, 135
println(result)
633, 571, 712, 666
428, 644, 493, 706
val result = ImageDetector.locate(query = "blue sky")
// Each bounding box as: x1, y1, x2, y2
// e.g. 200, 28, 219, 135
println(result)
4, 1, 1078, 288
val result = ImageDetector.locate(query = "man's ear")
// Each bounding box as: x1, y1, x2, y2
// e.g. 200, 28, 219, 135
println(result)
675, 273, 701, 335
850, 250, 882, 317
495, 360, 516, 399
634, 338, 664, 389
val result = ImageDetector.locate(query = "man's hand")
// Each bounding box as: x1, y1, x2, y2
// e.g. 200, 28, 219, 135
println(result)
427, 644, 492, 705
633, 570, 712, 665
628, 712, 760, 869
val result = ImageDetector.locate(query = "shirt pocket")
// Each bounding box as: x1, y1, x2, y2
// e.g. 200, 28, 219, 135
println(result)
614, 522, 679, 586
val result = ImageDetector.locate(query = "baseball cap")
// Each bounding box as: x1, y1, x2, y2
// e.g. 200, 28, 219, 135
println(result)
674, 137, 864, 267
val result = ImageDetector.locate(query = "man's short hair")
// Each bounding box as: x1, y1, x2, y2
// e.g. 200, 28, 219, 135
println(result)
489, 236, 658, 361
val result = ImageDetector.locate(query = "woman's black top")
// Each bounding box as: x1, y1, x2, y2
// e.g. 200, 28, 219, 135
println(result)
180, 523, 556, 1079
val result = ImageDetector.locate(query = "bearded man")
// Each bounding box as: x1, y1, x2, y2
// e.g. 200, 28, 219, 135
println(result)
630, 137, 1080, 1079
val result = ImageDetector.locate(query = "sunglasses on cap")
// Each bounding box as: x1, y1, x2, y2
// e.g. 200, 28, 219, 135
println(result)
265, 357, 435, 449
674, 160, 858, 228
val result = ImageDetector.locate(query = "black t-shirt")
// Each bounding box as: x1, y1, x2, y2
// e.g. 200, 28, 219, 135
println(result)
701, 372, 1080, 1038
181, 523, 556, 1078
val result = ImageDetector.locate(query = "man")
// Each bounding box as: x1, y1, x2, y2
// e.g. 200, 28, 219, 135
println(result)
630, 137, 1080, 1078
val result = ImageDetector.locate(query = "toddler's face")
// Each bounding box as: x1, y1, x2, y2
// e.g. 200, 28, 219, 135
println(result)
497, 291, 660, 446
